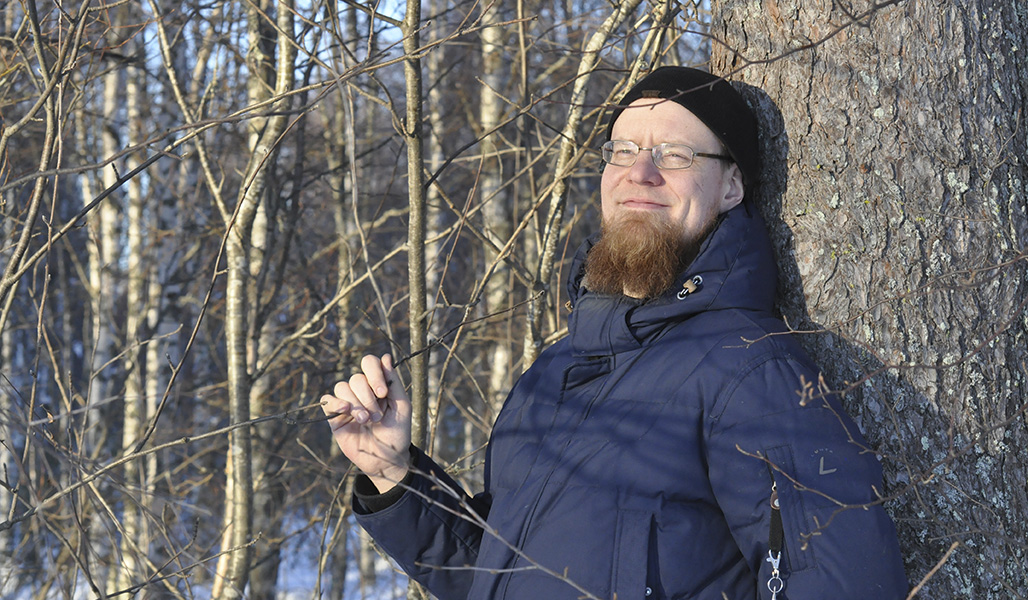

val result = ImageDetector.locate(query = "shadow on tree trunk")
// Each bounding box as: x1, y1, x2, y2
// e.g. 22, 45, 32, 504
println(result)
742, 82, 1028, 599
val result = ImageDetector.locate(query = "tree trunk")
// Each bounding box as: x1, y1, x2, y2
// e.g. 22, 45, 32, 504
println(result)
424, 0, 449, 463
247, 193, 284, 600
0, 277, 12, 584
246, 96, 281, 600
214, 1, 296, 596
478, 6, 514, 425
402, 5, 429, 600
403, 0, 429, 450
0, 119, 14, 567
712, 0, 1028, 596
110, 47, 148, 596
85, 46, 126, 593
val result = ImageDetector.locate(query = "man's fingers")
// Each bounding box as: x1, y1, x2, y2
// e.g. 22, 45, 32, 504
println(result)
324, 355, 402, 428
332, 380, 353, 401
361, 354, 390, 399
321, 390, 352, 415
348, 372, 384, 424
320, 393, 354, 429
327, 376, 377, 425
381, 354, 402, 395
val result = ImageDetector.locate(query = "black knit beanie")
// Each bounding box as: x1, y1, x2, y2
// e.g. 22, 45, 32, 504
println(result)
606, 66, 760, 193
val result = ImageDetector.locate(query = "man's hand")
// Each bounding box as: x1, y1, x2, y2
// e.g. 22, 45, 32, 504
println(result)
321, 354, 412, 493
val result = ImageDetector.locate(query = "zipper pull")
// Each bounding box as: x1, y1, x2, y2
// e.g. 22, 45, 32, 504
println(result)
766, 550, 783, 599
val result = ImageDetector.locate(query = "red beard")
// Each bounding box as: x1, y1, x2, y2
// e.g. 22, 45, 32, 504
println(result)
583, 211, 716, 299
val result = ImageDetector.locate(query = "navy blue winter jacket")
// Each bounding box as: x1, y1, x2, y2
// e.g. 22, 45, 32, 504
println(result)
354, 205, 908, 599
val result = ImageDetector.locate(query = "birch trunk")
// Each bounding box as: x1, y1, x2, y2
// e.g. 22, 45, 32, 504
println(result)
84, 63, 123, 464
712, 0, 1028, 596
0, 278, 12, 582
0, 143, 13, 565
109, 50, 147, 596
214, 1, 296, 596
79, 51, 125, 586
247, 107, 280, 600
425, 0, 448, 462
478, 7, 514, 427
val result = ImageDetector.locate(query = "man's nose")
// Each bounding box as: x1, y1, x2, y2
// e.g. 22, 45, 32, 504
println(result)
627, 148, 663, 183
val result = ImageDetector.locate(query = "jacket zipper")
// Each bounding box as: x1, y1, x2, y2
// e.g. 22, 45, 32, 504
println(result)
765, 467, 785, 599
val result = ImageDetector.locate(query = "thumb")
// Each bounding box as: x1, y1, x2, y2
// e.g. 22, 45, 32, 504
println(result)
381, 354, 408, 401
381, 355, 413, 430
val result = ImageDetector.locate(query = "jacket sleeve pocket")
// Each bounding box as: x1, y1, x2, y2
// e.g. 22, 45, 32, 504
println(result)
765, 444, 816, 573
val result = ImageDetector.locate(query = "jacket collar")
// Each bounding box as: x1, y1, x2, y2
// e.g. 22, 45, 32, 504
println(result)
565, 204, 778, 356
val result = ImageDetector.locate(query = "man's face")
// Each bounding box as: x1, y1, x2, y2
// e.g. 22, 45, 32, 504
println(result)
600, 98, 744, 243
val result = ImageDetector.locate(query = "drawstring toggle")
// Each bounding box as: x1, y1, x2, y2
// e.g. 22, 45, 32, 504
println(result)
677, 275, 703, 300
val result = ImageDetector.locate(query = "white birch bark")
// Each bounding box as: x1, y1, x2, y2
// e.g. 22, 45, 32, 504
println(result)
109, 50, 147, 596
478, 7, 514, 426
214, 1, 296, 597
78, 49, 126, 588
84, 66, 124, 459
0, 152, 13, 566
0, 277, 12, 587
425, 0, 448, 461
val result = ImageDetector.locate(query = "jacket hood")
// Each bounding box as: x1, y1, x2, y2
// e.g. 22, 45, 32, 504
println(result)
565, 204, 778, 356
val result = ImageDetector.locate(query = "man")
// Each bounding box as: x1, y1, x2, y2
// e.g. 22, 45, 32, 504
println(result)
322, 66, 908, 599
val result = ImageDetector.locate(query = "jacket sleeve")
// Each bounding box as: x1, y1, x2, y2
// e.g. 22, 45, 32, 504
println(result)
705, 353, 908, 600
353, 445, 491, 600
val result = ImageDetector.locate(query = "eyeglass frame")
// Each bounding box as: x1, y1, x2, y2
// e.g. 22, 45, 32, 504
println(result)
601, 140, 733, 170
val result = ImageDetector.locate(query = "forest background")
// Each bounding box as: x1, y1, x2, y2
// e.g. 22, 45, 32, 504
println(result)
1, 0, 1025, 599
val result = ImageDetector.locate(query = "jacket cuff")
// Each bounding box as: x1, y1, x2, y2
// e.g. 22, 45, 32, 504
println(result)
352, 446, 415, 513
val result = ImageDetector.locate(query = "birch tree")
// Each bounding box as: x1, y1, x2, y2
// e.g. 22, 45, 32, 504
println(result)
212, 1, 297, 596
477, 5, 515, 422
109, 24, 149, 594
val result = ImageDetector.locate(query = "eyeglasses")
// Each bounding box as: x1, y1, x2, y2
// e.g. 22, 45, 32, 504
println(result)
601, 140, 732, 170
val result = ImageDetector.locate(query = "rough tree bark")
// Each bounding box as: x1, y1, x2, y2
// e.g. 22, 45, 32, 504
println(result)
712, 0, 1028, 596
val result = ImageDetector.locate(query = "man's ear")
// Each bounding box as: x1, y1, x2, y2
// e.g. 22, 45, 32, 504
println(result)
719, 163, 745, 212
